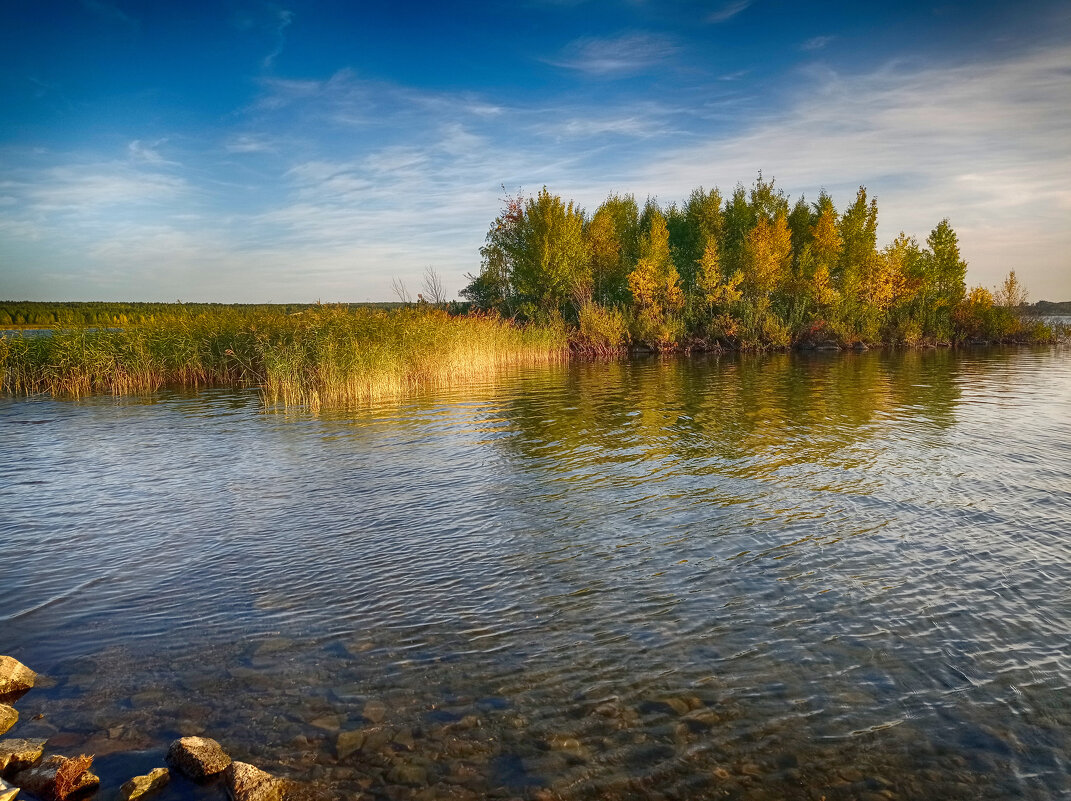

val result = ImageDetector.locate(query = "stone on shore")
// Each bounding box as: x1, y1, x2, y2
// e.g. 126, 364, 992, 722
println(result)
224, 762, 319, 801
0, 777, 18, 801
118, 767, 170, 801
0, 659, 36, 705
224, 761, 285, 801
0, 739, 46, 776
166, 736, 231, 781
0, 707, 16, 737
11, 754, 99, 801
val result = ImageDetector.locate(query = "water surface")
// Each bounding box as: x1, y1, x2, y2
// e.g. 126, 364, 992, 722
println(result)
2, 348, 1069, 800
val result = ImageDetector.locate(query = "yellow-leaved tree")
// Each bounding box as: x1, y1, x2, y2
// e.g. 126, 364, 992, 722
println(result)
627, 212, 685, 347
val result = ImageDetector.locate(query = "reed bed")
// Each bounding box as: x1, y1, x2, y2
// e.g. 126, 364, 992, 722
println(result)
0, 306, 568, 408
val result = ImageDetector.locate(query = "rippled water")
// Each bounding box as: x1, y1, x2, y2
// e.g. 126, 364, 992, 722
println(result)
2, 348, 1070, 800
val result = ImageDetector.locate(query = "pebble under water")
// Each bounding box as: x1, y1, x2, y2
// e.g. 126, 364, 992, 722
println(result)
1, 347, 1070, 800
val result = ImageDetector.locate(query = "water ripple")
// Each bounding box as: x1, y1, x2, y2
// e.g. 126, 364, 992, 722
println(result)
2, 348, 1070, 799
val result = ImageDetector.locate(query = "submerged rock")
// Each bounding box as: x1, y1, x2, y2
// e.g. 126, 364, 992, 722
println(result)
0, 739, 46, 776
12, 754, 99, 801
166, 736, 232, 781
0, 777, 18, 801
118, 767, 169, 801
0, 707, 16, 737
0, 659, 36, 705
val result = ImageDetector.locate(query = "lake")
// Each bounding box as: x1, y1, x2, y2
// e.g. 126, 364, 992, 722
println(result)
2, 347, 1069, 800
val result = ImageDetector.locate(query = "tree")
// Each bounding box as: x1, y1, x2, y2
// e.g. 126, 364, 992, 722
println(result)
696, 240, 742, 310
927, 218, 967, 305
587, 194, 640, 306
838, 187, 878, 298
995, 270, 1028, 308
743, 211, 792, 299
462, 187, 589, 318
463, 190, 525, 312
420, 266, 447, 305
628, 210, 685, 345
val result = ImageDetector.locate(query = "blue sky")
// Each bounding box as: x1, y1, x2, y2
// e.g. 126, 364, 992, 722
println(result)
1, 0, 1069, 301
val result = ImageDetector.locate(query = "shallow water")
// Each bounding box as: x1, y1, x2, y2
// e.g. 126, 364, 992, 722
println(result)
2, 348, 1070, 800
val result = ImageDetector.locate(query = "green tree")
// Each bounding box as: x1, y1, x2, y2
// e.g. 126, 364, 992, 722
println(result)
586, 194, 640, 306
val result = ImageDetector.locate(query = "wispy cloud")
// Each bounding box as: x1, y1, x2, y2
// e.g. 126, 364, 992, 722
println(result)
262, 5, 294, 68
801, 35, 834, 51
127, 139, 173, 165
80, 0, 137, 28
225, 134, 277, 154
546, 33, 679, 76
706, 1, 753, 24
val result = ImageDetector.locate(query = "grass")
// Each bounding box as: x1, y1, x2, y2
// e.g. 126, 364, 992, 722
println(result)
0, 305, 568, 409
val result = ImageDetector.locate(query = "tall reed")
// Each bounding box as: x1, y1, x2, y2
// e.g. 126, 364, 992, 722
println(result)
0, 306, 567, 408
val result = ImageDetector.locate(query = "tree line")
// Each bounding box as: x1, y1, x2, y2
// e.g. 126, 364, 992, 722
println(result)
461, 176, 1052, 350
0, 301, 402, 328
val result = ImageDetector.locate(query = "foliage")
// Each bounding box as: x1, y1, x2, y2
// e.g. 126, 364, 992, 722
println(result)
459, 176, 1058, 350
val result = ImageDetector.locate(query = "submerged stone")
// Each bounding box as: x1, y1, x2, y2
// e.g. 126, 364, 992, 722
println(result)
12, 754, 99, 801
166, 736, 231, 781
118, 767, 170, 801
0, 708, 16, 737
0, 739, 46, 776
0, 659, 36, 705
361, 700, 387, 724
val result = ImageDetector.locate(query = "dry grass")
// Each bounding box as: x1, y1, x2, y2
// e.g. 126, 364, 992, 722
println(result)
0, 305, 567, 409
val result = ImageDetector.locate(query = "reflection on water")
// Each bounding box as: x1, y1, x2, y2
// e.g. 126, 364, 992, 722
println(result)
1, 348, 1069, 800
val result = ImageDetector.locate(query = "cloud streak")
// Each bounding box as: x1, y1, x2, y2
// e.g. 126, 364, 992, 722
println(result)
546, 33, 679, 75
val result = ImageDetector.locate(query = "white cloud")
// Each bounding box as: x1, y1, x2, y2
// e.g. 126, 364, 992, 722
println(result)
801, 35, 834, 51
546, 33, 679, 76
706, 1, 753, 24
225, 134, 277, 154
127, 139, 172, 164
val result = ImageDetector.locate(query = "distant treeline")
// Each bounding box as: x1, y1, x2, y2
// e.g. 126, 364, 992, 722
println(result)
462, 176, 1061, 350
1031, 300, 1071, 316
0, 301, 404, 328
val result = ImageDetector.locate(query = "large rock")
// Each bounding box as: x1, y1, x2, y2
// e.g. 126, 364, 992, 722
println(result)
0, 708, 16, 737
117, 767, 169, 801
166, 736, 231, 781
11, 754, 99, 801
0, 777, 18, 801
0, 660, 35, 705
0, 739, 46, 776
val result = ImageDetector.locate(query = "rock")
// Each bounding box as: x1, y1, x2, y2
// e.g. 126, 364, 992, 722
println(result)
335, 730, 366, 761
0, 708, 16, 737
0, 739, 46, 776
336, 726, 394, 760
118, 767, 169, 800
0, 777, 18, 801
166, 736, 231, 781
654, 697, 690, 716
361, 700, 387, 724
224, 762, 316, 801
224, 762, 285, 801
386, 763, 427, 786
0, 659, 36, 705
12, 754, 99, 801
